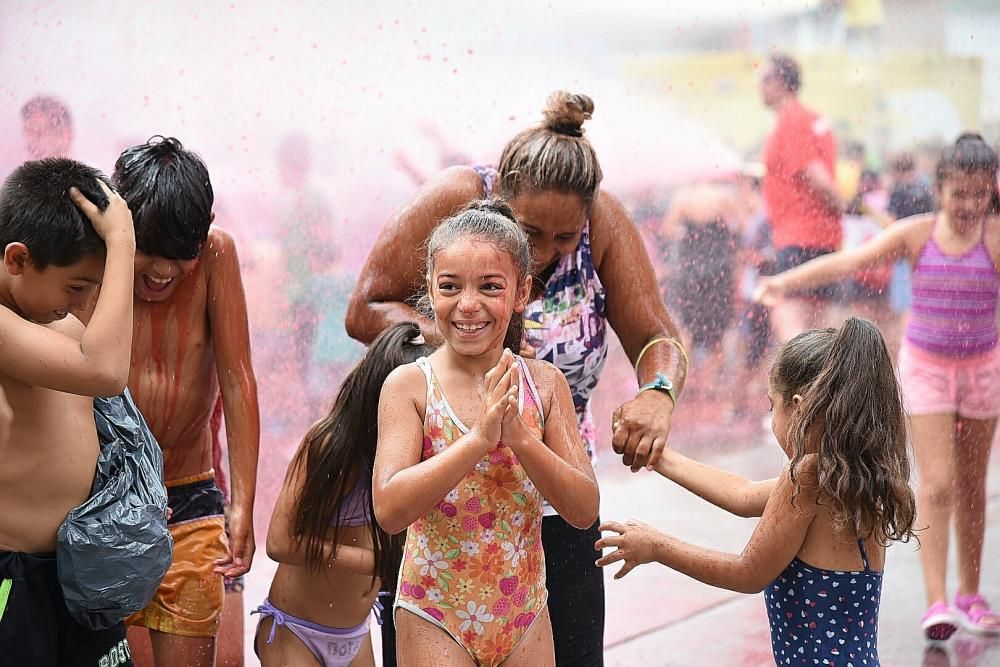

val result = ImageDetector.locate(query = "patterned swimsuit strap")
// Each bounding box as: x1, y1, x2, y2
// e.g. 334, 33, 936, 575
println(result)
857, 539, 871, 572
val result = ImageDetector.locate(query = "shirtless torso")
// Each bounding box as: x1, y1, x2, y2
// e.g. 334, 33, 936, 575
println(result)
128, 227, 258, 486
0, 317, 101, 552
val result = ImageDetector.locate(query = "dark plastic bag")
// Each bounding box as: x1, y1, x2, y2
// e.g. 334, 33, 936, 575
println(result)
56, 389, 173, 630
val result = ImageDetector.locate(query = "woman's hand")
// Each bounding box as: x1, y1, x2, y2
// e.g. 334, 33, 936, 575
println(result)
471, 350, 517, 449
611, 390, 673, 472
594, 519, 667, 579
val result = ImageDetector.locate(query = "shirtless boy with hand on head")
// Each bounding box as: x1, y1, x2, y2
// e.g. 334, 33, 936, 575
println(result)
0, 159, 137, 666
115, 137, 260, 667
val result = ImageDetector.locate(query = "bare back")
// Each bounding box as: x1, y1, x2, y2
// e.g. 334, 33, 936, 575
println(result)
0, 317, 100, 552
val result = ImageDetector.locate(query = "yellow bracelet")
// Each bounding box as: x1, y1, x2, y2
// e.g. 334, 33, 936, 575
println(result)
634, 336, 689, 371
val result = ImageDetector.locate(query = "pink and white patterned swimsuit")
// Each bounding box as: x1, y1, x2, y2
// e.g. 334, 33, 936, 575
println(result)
394, 355, 547, 666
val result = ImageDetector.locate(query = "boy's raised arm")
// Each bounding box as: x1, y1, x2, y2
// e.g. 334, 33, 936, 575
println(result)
0, 183, 134, 397
205, 229, 260, 578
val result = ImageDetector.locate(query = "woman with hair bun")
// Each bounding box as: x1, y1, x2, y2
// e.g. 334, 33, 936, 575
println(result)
349, 91, 688, 666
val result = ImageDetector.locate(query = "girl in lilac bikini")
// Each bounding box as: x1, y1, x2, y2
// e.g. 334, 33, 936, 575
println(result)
598, 318, 917, 665
253, 323, 433, 666
757, 134, 1000, 640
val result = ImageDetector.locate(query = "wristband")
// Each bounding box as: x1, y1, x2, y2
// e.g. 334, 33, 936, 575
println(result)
638, 371, 677, 406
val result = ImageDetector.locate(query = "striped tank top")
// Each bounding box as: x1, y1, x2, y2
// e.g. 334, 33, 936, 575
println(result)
905, 220, 1000, 357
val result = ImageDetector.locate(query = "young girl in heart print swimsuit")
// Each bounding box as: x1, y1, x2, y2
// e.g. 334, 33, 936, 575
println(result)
598, 318, 917, 666
374, 200, 600, 667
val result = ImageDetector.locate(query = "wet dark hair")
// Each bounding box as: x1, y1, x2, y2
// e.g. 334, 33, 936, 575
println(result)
934, 133, 1000, 214
497, 91, 603, 204
769, 53, 801, 93
770, 318, 916, 546
0, 158, 109, 269
421, 199, 531, 352
291, 322, 434, 586
21, 95, 72, 128
114, 136, 214, 260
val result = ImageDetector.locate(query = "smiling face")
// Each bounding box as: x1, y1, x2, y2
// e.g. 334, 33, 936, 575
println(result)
507, 190, 588, 274
133, 251, 200, 302
3, 244, 103, 324
429, 237, 530, 358
938, 169, 996, 231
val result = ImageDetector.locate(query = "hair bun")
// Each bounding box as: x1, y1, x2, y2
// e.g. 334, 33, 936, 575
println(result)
542, 91, 594, 137
465, 197, 517, 223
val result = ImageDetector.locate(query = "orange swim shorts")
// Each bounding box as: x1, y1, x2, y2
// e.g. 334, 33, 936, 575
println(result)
127, 470, 229, 638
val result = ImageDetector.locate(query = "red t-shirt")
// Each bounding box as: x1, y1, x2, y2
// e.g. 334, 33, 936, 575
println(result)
762, 99, 841, 251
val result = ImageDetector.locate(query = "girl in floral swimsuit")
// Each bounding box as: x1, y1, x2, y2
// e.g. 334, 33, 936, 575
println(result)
350, 91, 688, 667
374, 200, 600, 666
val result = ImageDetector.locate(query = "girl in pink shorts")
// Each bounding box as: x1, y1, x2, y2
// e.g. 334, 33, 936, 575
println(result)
757, 133, 1000, 640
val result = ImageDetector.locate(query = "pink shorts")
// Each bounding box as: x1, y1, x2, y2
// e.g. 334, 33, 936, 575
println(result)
897, 341, 1000, 419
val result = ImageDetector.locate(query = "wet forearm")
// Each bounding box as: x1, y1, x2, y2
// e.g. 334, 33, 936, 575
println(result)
655, 450, 766, 518
221, 373, 260, 511
654, 534, 761, 594
82, 239, 135, 392
346, 300, 440, 346
512, 435, 599, 529
634, 335, 688, 393
271, 539, 375, 575
376, 433, 489, 534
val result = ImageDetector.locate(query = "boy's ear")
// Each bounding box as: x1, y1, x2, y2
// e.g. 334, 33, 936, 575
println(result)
4, 243, 31, 276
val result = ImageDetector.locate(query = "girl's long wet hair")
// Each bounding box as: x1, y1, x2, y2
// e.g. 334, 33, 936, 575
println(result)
419, 198, 531, 352
770, 318, 916, 545
291, 322, 434, 586
935, 132, 1000, 214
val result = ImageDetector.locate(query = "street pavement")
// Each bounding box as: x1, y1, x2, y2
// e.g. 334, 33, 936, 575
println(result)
242, 413, 1000, 665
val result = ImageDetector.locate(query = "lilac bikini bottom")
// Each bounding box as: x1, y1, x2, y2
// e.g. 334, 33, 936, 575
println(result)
252, 595, 386, 667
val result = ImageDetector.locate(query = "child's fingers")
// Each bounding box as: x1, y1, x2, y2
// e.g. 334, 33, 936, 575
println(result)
614, 561, 637, 579
67, 187, 100, 217
489, 364, 516, 402
598, 520, 627, 535
646, 436, 668, 470
629, 434, 655, 472
594, 535, 622, 551
594, 550, 622, 567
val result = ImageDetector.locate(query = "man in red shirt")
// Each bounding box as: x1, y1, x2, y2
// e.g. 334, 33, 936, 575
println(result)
760, 53, 844, 341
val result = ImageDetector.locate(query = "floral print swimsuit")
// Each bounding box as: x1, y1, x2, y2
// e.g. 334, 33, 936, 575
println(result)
394, 355, 548, 666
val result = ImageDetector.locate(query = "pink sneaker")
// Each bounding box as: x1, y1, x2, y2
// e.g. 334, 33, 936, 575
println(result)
922, 601, 958, 641
954, 593, 1000, 636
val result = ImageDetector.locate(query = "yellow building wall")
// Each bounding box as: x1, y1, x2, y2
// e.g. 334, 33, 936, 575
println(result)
624, 51, 981, 158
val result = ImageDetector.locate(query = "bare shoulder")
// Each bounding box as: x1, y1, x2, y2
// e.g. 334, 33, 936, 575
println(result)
401, 166, 485, 220
588, 189, 635, 265
382, 362, 427, 404
893, 213, 935, 260
984, 214, 1000, 264
203, 227, 240, 263
520, 357, 565, 408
